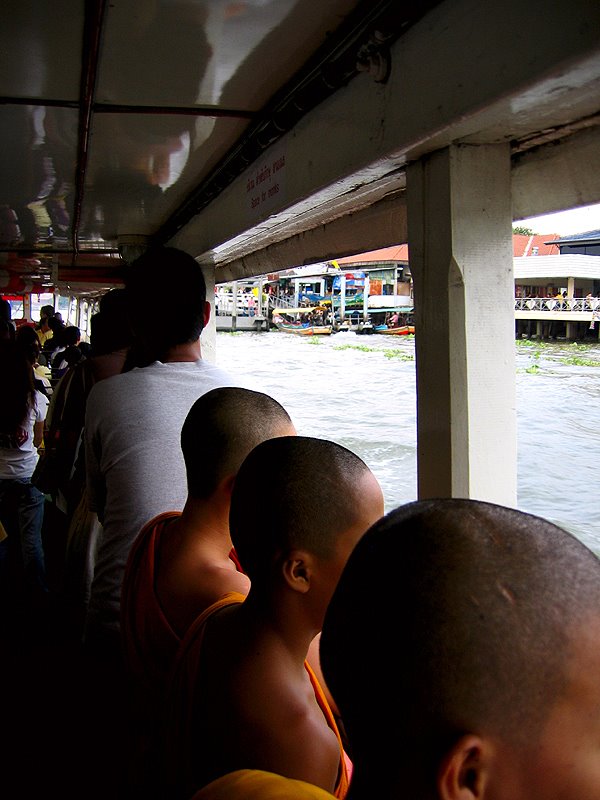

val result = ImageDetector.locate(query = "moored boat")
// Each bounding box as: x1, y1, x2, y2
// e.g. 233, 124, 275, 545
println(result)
373, 324, 415, 335
272, 306, 333, 335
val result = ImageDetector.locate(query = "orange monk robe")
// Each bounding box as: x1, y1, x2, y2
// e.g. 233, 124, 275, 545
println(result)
121, 520, 244, 797
121, 511, 182, 703
120, 511, 244, 704
164, 594, 350, 800
189, 769, 337, 800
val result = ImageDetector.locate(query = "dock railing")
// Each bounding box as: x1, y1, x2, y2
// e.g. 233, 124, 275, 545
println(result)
514, 296, 600, 313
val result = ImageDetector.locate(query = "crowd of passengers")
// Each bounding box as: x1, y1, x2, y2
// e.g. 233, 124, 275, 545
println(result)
1, 249, 600, 800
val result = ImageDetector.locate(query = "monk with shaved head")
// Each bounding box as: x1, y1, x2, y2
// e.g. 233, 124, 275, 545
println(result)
319, 498, 600, 800
120, 387, 295, 795
163, 435, 385, 800
121, 387, 296, 695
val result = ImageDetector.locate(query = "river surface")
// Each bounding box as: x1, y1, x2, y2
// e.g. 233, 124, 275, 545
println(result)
215, 330, 600, 554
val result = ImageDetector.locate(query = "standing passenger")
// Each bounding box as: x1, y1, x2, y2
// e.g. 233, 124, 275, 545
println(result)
80, 247, 237, 799
0, 341, 49, 619
1, 297, 16, 339
120, 387, 295, 796
121, 387, 295, 696
37, 316, 53, 348
163, 435, 385, 800
84, 246, 236, 656
319, 498, 600, 800
192, 498, 600, 800
47, 288, 133, 631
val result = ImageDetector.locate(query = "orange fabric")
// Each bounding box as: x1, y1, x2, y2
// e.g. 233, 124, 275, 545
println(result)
120, 510, 183, 703
120, 512, 244, 705
165, 596, 349, 799
190, 769, 336, 800
164, 592, 247, 795
304, 661, 350, 799
121, 531, 244, 796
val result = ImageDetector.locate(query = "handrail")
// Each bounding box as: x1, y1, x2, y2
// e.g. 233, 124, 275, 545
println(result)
514, 296, 600, 313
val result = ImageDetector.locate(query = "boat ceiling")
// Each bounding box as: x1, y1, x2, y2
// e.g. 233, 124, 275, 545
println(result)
0, 0, 438, 293
2, 0, 600, 297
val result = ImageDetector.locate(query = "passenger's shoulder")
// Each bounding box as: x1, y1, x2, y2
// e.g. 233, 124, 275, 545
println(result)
34, 389, 49, 411
85, 370, 132, 406
195, 360, 234, 378
189, 770, 336, 800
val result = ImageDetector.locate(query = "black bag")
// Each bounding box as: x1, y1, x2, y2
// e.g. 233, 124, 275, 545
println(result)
31, 447, 61, 496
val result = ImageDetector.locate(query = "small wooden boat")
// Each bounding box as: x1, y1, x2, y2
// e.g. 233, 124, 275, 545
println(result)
373, 324, 415, 336
275, 321, 333, 335
272, 306, 332, 335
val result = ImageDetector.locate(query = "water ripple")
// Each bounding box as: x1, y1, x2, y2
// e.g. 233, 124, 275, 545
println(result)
217, 332, 600, 552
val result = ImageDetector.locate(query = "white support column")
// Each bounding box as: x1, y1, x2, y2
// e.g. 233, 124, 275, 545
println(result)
362, 275, 370, 322
257, 279, 264, 317
407, 143, 517, 506
339, 275, 346, 321
231, 280, 238, 332
536, 320, 543, 339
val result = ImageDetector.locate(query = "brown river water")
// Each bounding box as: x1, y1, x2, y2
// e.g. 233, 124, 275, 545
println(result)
215, 331, 600, 554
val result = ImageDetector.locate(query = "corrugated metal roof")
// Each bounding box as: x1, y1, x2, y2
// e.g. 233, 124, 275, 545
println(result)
546, 229, 600, 244
514, 254, 600, 279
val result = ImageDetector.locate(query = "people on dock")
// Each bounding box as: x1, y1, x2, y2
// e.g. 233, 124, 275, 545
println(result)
319, 497, 600, 800
585, 291, 596, 311
554, 289, 566, 309
162, 435, 385, 800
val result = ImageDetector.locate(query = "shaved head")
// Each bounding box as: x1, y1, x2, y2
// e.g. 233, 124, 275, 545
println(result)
320, 499, 600, 795
230, 436, 380, 584
181, 387, 295, 499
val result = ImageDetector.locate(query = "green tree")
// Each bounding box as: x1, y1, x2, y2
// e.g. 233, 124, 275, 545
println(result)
513, 225, 536, 235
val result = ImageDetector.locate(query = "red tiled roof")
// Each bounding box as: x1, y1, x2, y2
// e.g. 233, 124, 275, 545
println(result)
512, 234, 561, 256
335, 244, 409, 265
333, 236, 562, 265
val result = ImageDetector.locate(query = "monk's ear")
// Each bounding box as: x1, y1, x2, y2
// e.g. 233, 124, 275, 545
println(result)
282, 550, 312, 593
203, 300, 211, 327
437, 735, 491, 800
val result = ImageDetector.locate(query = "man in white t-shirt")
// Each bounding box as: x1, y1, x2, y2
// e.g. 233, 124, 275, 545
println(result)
84, 247, 237, 655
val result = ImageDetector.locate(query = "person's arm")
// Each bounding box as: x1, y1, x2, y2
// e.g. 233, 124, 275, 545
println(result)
34, 391, 50, 449
33, 420, 45, 448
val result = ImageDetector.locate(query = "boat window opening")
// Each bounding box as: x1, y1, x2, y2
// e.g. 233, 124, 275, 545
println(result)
5, 295, 24, 321
29, 292, 56, 322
